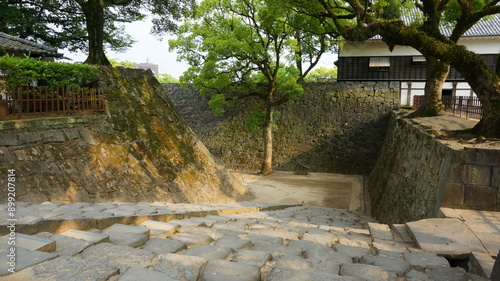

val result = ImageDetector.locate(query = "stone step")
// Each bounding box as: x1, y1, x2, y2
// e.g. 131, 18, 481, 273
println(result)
102, 223, 150, 247
1, 233, 56, 252
168, 218, 207, 228
0, 248, 58, 276
139, 220, 179, 238
59, 229, 109, 244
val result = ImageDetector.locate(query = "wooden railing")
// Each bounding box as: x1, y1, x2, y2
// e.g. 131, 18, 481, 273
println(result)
0, 86, 105, 116
413, 95, 482, 120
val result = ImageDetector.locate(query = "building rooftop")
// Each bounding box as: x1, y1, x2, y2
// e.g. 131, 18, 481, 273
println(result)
0, 32, 63, 58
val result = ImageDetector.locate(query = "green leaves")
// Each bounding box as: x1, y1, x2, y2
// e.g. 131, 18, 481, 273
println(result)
0, 55, 99, 87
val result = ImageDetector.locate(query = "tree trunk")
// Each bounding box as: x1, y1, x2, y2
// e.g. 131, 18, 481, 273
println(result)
78, 0, 111, 66
409, 57, 450, 117
260, 102, 274, 175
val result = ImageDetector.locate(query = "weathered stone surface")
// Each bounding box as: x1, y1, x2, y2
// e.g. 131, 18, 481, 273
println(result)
405, 269, 432, 281
402, 252, 450, 269
232, 249, 272, 267
119, 267, 177, 281
0, 233, 55, 253
41, 234, 91, 256
143, 238, 186, 254
215, 237, 253, 250
391, 224, 414, 243
81, 242, 155, 272
168, 233, 215, 248
360, 255, 410, 276
201, 260, 260, 281
469, 251, 495, 279
251, 244, 303, 259
368, 222, 394, 241
150, 253, 207, 281
302, 232, 337, 246
406, 218, 486, 258
60, 229, 109, 244
273, 257, 314, 271
332, 243, 372, 259
102, 223, 150, 247
340, 263, 398, 281
266, 267, 355, 281
182, 245, 233, 260
140, 220, 179, 238
0, 248, 58, 276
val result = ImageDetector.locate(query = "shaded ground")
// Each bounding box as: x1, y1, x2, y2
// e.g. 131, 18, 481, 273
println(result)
234, 171, 363, 211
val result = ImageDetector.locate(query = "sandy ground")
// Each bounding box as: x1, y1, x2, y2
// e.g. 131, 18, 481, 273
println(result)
233, 171, 363, 211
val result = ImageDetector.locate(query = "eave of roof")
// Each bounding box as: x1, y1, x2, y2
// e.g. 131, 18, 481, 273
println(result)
0, 32, 63, 57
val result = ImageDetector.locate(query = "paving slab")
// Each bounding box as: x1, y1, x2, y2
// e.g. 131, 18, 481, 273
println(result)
251, 244, 303, 259
273, 257, 314, 271
140, 220, 179, 238
0, 233, 55, 253
360, 254, 410, 276
0, 248, 58, 276
182, 245, 233, 260
469, 251, 495, 279
391, 224, 415, 243
232, 249, 272, 267
201, 260, 261, 281
169, 219, 207, 228
303, 246, 353, 264
215, 237, 253, 250
332, 243, 372, 260
371, 241, 410, 258
2, 256, 118, 281
368, 222, 394, 241
142, 238, 187, 254
314, 260, 341, 274
102, 223, 150, 247
118, 267, 177, 281
406, 218, 487, 258
150, 253, 207, 281
340, 263, 398, 281
404, 269, 433, 281
168, 233, 215, 247
402, 252, 450, 269
249, 229, 299, 241
241, 233, 283, 246
40, 233, 91, 256
59, 229, 109, 244
302, 232, 338, 246
81, 242, 155, 272
266, 267, 355, 281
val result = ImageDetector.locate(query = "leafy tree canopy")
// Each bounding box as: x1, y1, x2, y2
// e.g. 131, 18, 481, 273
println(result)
305, 66, 337, 82
156, 73, 180, 83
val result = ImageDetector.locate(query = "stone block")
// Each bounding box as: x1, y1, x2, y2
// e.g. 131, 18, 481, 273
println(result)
360, 255, 410, 276
340, 263, 398, 281
202, 260, 261, 281
0, 233, 56, 252
265, 268, 353, 281
232, 249, 272, 267
332, 243, 371, 259
42, 131, 66, 143
139, 220, 179, 238
463, 165, 492, 186
403, 252, 450, 269
302, 232, 337, 246
143, 238, 186, 254
465, 148, 500, 166
42, 233, 91, 256
119, 267, 177, 281
368, 222, 393, 241
81, 242, 155, 273
215, 237, 253, 250
168, 232, 215, 247
469, 251, 495, 279
0, 248, 58, 276
102, 224, 150, 247
251, 244, 303, 259
150, 253, 207, 281
273, 257, 314, 271
182, 245, 233, 260
0, 135, 18, 146
492, 166, 500, 188
464, 185, 497, 208
441, 182, 465, 207
406, 218, 487, 258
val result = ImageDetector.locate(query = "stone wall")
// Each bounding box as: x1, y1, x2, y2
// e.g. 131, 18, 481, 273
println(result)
164, 81, 400, 175
368, 113, 500, 224
0, 68, 251, 204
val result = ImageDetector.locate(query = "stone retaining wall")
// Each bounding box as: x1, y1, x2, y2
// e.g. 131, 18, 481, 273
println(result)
0, 68, 250, 204
164, 81, 400, 175
368, 113, 500, 224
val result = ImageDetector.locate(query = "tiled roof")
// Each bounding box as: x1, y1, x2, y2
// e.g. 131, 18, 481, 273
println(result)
372, 11, 500, 39
0, 32, 62, 57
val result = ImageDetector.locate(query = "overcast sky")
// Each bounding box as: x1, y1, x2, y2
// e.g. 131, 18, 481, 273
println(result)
63, 16, 338, 79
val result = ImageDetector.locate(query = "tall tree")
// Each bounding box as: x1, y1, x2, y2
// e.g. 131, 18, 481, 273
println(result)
170, 0, 333, 174
289, 0, 500, 137
2, 0, 195, 65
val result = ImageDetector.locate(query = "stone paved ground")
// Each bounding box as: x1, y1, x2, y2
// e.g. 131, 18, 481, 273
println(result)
0, 202, 496, 280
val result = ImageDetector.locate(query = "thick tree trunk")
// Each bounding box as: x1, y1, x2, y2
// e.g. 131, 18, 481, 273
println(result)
409, 57, 450, 117
378, 24, 500, 137
78, 0, 111, 66
260, 103, 274, 175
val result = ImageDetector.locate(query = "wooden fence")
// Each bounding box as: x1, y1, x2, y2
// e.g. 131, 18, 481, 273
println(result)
413, 95, 482, 120
0, 86, 105, 116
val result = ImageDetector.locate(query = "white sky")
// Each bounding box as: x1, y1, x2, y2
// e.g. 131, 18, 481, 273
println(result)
62, 17, 338, 79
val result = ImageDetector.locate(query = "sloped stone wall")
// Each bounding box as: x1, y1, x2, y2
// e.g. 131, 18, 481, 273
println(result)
0, 68, 251, 203
164, 81, 400, 175
368, 113, 500, 224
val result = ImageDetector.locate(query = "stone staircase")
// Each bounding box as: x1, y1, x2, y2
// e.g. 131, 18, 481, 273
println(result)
0, 203, 496, 280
